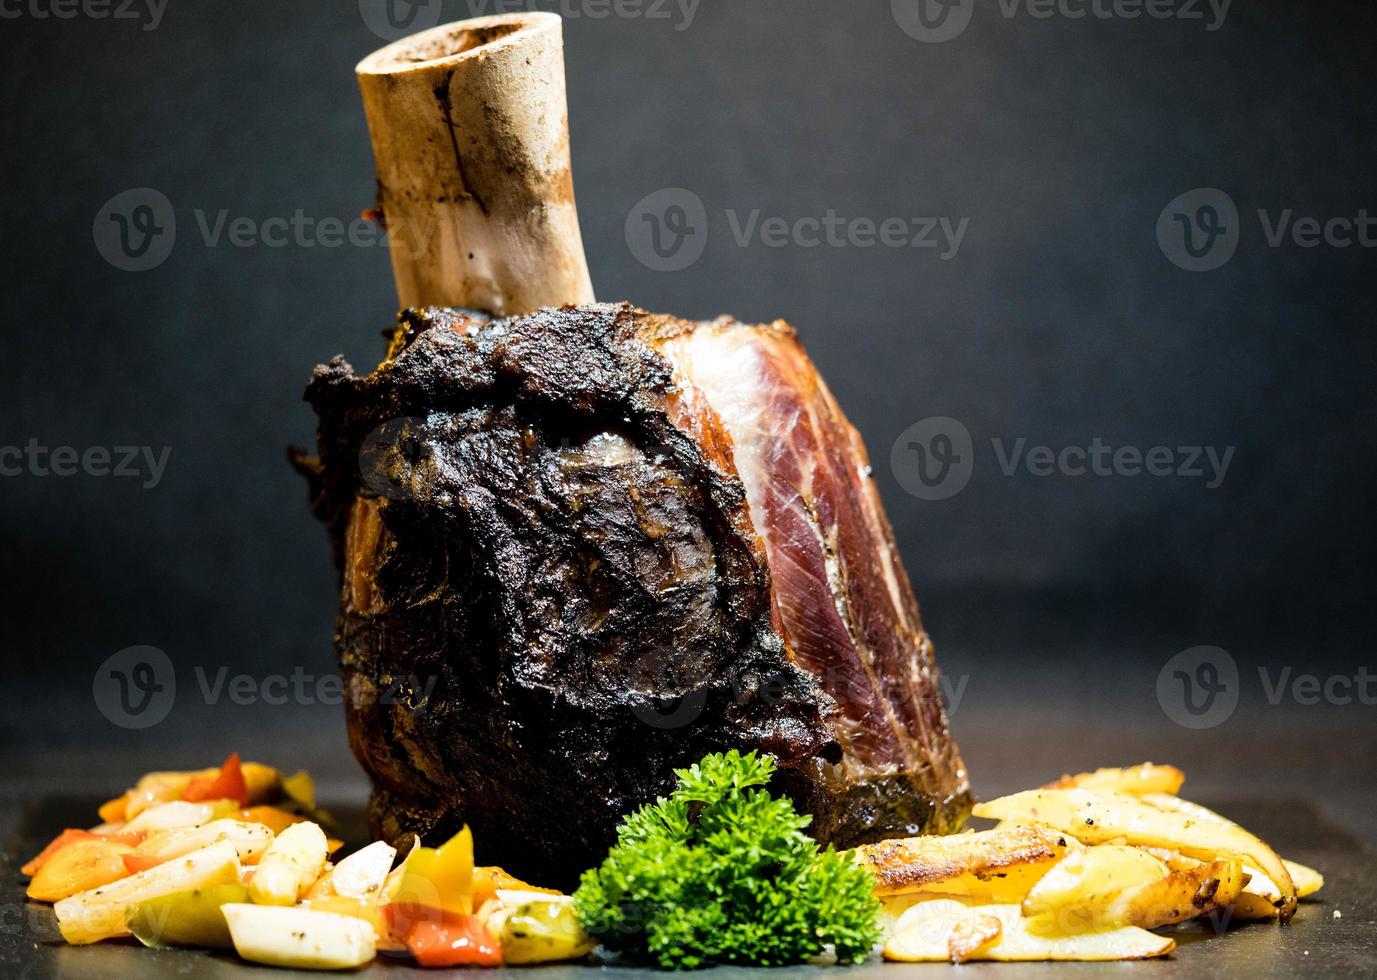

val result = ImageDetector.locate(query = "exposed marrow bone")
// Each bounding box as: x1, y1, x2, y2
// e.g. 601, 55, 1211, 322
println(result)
301, 304, 971, 886
356, 13, 594, 315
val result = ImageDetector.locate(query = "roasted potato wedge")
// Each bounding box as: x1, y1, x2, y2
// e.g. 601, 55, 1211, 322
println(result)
1285, 859, 1325, 898
884, 899, 1174, 963
973, 789, 1297, 922
1021, 845, 1167, 934
1140, 794, 1323, 898
1230, 890, 1280, 920
1140, 792, 1322, 916
1233, 859, 1325, 919
1109, 857, 1245, 929
854, 824, 1072, 899
1044, 764, 1185, 796
1138, 792, 1239, 827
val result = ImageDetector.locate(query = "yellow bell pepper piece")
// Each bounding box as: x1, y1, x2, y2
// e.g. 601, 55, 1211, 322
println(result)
392, 827, 474, 915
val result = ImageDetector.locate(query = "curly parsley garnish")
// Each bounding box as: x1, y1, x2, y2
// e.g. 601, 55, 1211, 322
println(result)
573, 751, 881, 969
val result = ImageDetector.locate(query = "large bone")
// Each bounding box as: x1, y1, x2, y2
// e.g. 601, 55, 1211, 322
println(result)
357, 12, 595, 314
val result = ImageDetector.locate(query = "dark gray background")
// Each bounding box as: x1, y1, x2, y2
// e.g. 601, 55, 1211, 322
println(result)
1, 1, 1373, 833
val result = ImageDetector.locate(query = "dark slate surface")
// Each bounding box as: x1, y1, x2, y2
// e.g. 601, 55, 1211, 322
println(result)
2, 797, 1372, 980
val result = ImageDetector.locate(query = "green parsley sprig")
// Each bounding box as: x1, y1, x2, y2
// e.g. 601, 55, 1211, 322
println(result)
573, 751, 881, 969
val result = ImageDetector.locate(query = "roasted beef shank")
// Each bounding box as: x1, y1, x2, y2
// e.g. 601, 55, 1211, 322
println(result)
299, 302, 970, 885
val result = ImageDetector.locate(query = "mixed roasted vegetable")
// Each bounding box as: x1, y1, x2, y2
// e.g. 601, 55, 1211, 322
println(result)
23, 754, 589, 970
22, 755, 1325, 970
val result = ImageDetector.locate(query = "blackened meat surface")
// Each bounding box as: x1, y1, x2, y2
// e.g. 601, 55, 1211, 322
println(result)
301, 303, 969, 885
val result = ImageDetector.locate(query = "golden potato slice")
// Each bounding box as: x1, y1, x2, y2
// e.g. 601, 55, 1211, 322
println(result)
1021, 846, 1167, 934
1044, 764, 1185, 796
884, 900, 1174, 963
879, 891, 982, 933
973, 789, 1297, 922
854, 824, 1071, 899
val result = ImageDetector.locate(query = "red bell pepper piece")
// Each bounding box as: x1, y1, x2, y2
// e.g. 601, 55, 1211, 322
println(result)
122, 853, 164, 875
383, 903, 502, 968
182, 753, 249, 806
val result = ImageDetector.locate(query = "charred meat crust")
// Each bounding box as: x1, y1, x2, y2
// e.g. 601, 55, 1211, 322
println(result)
302, 303, 837, 884
299, 302, 969, 885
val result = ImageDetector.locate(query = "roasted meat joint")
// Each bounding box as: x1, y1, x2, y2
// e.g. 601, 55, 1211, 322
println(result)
296, 12, 969, 886
300, 305, 970, 883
